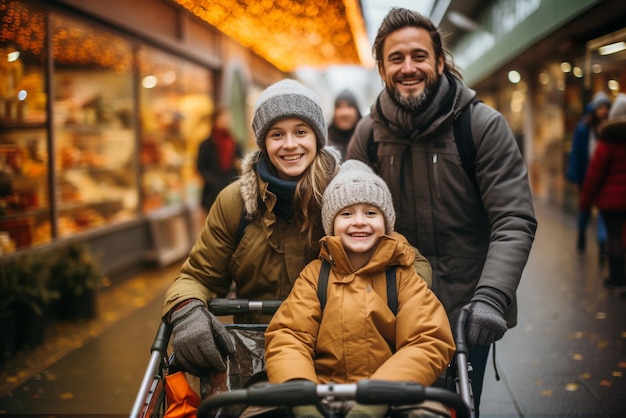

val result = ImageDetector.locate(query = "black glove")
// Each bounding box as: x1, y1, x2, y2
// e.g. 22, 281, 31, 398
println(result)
464, 287, 508, 347
170, 299, 236, 375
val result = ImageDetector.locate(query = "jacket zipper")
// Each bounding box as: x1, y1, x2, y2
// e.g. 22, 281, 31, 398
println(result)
432, 153, 440, 199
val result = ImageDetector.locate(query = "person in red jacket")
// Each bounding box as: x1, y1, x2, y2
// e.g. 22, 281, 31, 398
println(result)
580, 92, 626, 291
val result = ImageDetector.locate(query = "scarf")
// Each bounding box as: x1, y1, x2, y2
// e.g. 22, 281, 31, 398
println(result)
375, 71, 456, 140
257, 156, 297, 221
212, 127, 236, 172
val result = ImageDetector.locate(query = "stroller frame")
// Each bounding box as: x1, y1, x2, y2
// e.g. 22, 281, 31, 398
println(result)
130, 300, 475, 418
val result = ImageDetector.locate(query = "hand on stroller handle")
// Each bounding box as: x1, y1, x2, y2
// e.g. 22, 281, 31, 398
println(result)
196, 379, 471, 417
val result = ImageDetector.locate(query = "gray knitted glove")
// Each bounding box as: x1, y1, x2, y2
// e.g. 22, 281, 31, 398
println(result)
464, 287, 508, 347
346, 403, 388, 418
170, 299, 236, 375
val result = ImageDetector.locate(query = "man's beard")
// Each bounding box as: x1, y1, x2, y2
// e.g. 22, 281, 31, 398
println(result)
389, 74, 439, 111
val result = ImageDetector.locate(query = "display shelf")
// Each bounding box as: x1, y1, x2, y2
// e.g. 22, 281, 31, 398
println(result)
144, 203, 192, 267
0, 122, 47, 131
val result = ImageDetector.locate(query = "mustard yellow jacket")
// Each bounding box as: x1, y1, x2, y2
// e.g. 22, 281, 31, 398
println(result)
265, 234, 455, 386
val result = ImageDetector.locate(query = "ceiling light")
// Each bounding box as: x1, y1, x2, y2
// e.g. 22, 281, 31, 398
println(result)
573, 67, 583, 78
446, 11, 478, 32
599, 41, 626, 56
7, 51, 20, 62
508, 70, 521, 84
172, 0, 367, 72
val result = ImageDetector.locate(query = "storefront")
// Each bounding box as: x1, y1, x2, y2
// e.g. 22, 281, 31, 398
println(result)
450, 0, 626, 214
0, 0, 285, 275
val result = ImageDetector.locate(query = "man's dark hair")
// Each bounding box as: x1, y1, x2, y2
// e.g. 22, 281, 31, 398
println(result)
372, 7, 462, 79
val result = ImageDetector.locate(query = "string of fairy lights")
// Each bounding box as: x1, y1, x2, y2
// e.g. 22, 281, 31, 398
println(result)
173, 0, 370, 71
1, 0, 370, 72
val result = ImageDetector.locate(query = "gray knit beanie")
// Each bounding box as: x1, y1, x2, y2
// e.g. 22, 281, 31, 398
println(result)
252, 79, 327, 152
322, 159, 395, 235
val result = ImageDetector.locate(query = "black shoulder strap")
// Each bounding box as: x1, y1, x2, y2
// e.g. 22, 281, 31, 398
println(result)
367, 127, 377, 167
317, 260, 398, 315
386, 266, 398, 315
318, 260, 331, 311
454, 98, 481, 188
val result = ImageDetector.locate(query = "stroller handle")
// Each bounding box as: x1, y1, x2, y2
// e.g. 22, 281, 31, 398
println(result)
196, 380, 470, 417
454, 307, 470, 355
151, 319, 172, 354
208, 298, 282, 316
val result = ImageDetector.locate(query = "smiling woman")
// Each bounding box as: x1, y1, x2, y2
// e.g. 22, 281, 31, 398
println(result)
264, 119, 317, 181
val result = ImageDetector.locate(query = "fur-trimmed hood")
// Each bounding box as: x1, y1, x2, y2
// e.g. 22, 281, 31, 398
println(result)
239, 151, 263, 217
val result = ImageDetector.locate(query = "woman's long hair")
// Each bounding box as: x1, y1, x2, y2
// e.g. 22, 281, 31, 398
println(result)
293, 147, 341, 245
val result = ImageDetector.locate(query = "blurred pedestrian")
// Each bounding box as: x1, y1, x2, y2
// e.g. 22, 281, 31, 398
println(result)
566, 91, 611, 262
197, 107, 242, 217
579, 92, 626, 291
327, 89, 362, 160
346, 8, 537, 416
265, 160, 454, 418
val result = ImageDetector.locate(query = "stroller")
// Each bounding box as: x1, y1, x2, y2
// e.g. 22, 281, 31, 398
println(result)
130, 299, 475, 418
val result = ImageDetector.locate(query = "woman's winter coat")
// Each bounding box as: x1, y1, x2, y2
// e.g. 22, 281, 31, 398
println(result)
580, 94, 626, 212
164, 151, 325, 324
265, 234, 455, 386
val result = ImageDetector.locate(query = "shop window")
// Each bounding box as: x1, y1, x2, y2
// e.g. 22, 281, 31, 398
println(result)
0, 1, 49, 251
137, 46, 212, 212
586, 28, 626, 97
51, 14, 138, 238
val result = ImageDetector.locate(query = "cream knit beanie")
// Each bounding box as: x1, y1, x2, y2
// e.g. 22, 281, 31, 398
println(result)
252, 79, 327, 153
321, 160, 395, 235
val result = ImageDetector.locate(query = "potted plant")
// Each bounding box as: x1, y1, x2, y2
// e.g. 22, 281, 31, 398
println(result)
1, 253, 59, 350
49, 242, 104, 320
0, 263, 17, 364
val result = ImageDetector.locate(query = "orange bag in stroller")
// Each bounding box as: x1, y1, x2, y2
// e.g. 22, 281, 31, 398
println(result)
164, 371, 200, 418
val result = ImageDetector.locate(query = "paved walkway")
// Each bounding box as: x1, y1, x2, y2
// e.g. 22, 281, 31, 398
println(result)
0, 200, 625, 417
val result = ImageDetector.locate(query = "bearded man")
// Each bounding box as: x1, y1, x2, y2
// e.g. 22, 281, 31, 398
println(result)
346, 8, 537, 416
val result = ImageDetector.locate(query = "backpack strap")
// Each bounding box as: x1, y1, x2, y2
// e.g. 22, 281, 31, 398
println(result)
454, 98, 481, 189
386, 266, 398, 316
318, 260, 331, 311
317, 260, 398, 315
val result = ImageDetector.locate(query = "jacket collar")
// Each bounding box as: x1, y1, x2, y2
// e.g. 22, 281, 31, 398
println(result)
319, 234, 414, 275
370, 71, 475, 142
